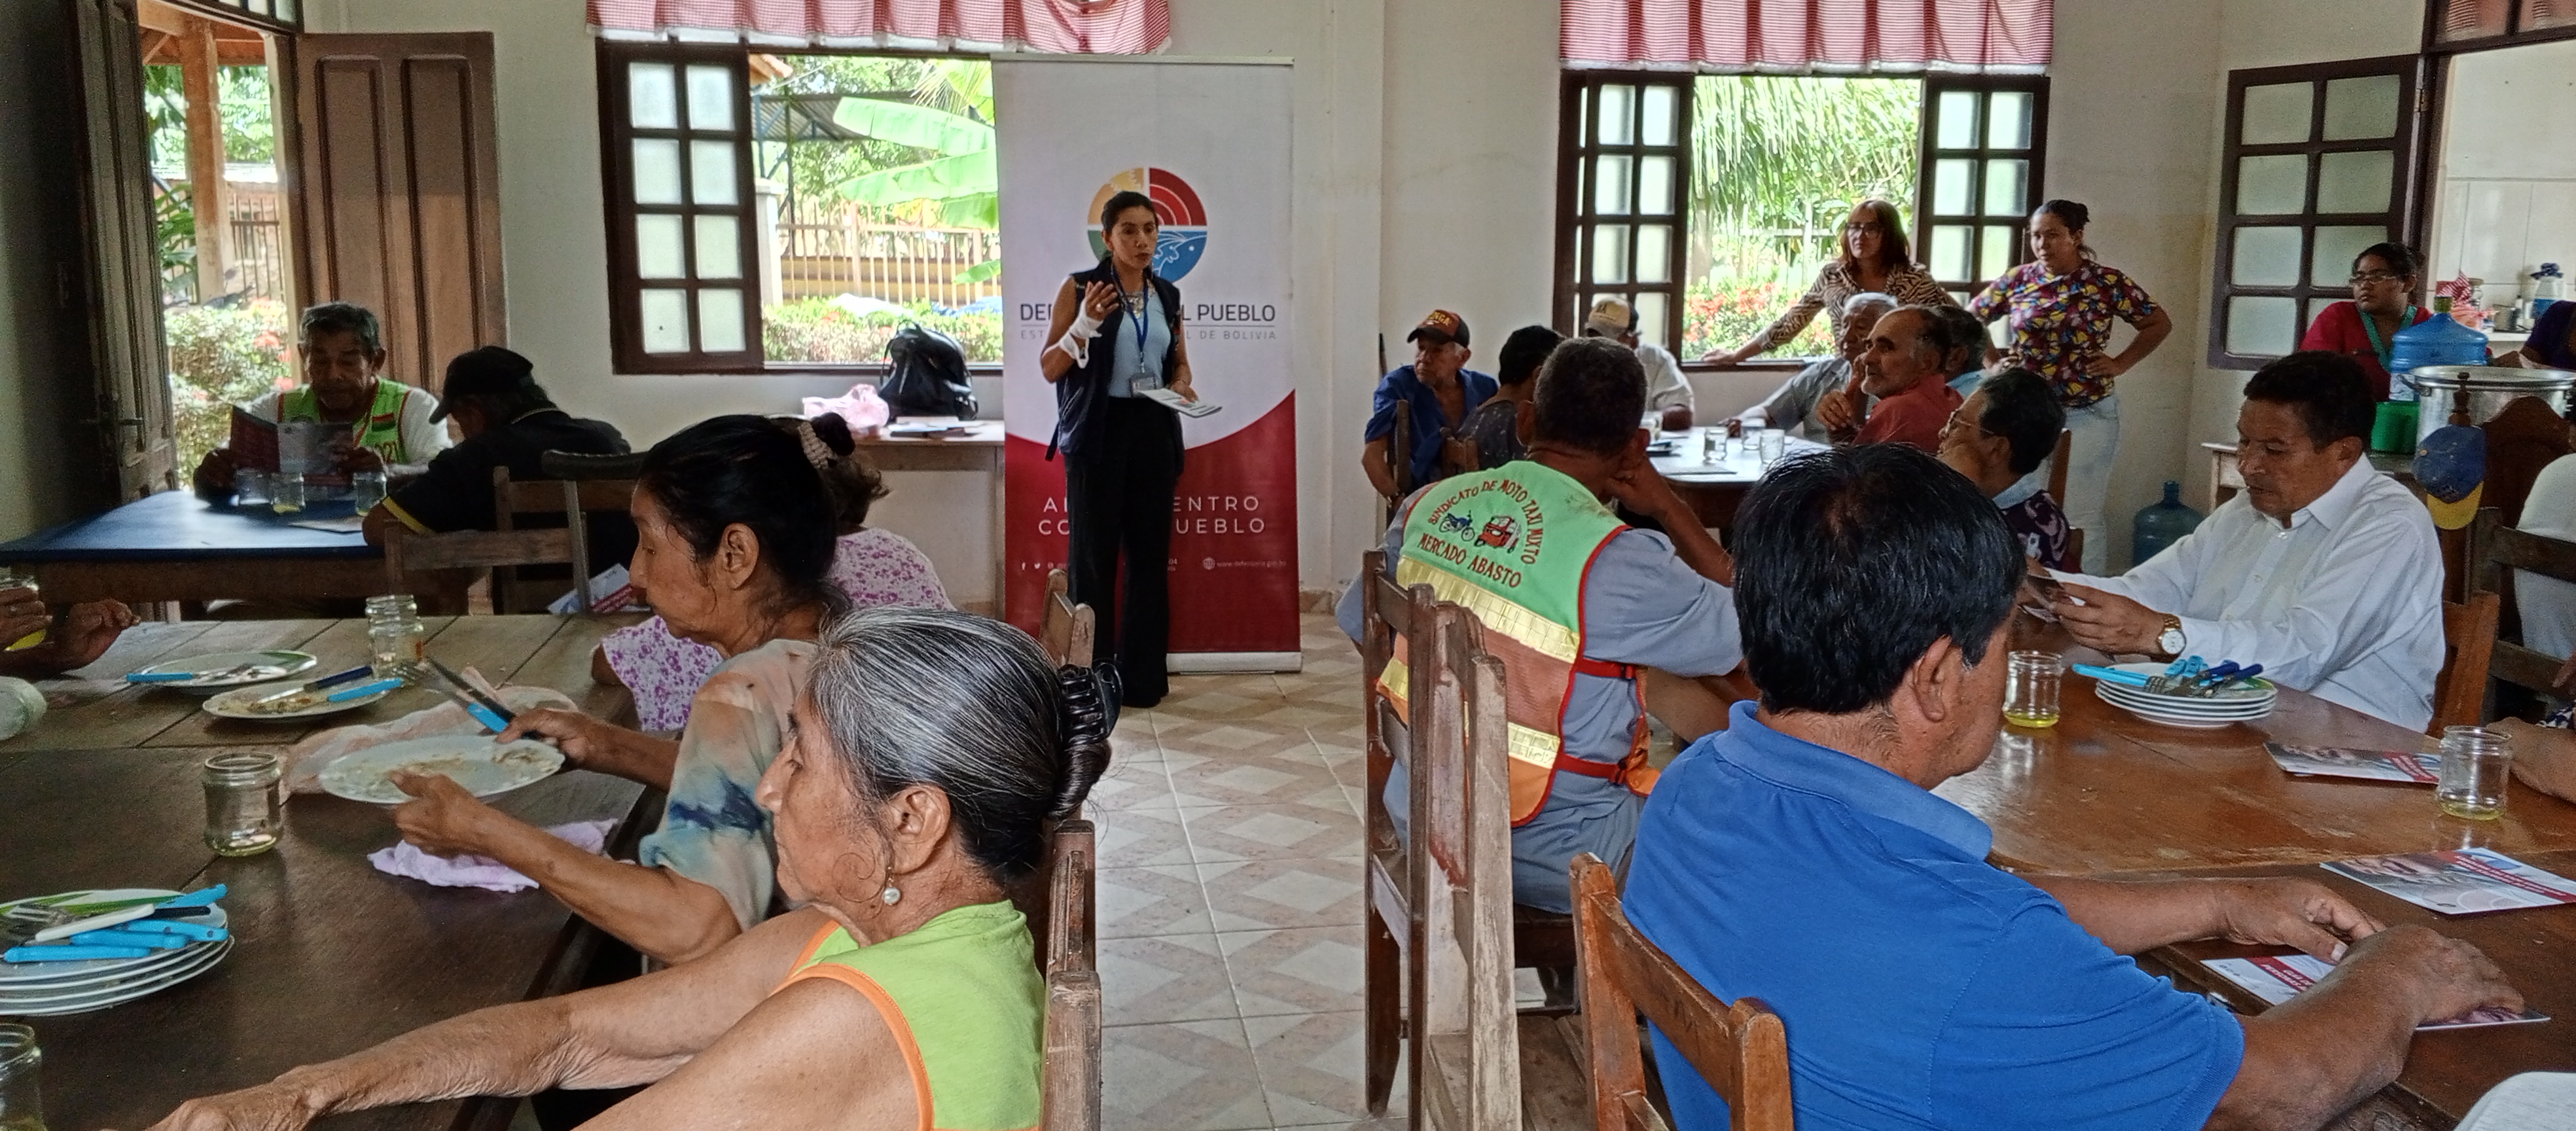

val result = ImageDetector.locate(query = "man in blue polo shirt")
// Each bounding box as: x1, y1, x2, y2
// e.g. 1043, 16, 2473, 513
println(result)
1623, 444, 2522, 1131
1360, 309, 1496, 499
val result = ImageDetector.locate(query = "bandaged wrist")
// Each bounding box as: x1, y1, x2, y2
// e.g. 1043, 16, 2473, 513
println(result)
1055, 310, 1104, 366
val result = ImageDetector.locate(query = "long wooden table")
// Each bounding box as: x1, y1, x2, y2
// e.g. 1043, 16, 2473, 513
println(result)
1648, 427, 1830, 529
0, 613, 648, 1130
2138, 852, 2576, 1130
0, 489, 387, 607
1932, 648, 2576, 1128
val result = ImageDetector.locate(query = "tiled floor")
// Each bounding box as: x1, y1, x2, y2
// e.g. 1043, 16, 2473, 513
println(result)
1094, 613, 1407, 1131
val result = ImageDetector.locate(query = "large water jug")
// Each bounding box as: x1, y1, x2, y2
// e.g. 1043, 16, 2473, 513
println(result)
2133, 481, 2204, 565
2388, 297, 2492, 406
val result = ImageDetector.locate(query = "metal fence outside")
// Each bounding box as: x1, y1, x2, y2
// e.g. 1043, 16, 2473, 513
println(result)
776, 199, 1001, 310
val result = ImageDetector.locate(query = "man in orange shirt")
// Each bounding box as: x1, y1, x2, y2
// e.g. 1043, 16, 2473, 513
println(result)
1820, 304, 1966, 452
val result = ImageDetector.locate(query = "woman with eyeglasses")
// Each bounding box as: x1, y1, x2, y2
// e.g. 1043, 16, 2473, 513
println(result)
1702, 199, 1953, 366
2300, 242, 2434, 401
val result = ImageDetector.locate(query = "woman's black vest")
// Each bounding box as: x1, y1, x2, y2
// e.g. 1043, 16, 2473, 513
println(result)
1050, 257, 1183, 460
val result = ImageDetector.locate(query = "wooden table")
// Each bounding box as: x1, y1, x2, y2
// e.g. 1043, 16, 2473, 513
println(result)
858, 420, 1004, 606
1649, 427, 1831, 529
2136, 851, 2576, 1129
0, 489, 385, 606
1934, 666, 2576, 874
0, 614, 648, 1130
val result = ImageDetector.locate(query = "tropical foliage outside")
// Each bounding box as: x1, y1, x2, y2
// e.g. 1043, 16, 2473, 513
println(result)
168, 301, 295, 475
1685, 76, 1921, 359
759, 56, 1002, 362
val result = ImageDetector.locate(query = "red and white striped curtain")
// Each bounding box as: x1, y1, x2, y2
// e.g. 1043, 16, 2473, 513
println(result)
1563, 0, 2050, 72
588, 0, 1170, 53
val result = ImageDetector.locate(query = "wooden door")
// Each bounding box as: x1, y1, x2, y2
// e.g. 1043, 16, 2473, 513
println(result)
285, 32, 505, 396
66, 0, 179, 502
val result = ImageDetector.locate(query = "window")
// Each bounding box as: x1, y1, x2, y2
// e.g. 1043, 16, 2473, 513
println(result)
2206, 56, 2418, 370
599, 45, 1001, 374
1556, 73, 1692, 353
1915, 76, 2048, 306
1552, 70, 2048, 362
2431, 0, 2576, 48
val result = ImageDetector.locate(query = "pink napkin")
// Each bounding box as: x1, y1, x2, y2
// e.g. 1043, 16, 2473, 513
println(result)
367, 819, 617, 893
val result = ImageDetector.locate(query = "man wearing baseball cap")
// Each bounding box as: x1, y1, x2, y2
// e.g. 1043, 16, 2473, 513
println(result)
1362, 309, 1497, 499
1581, 296, 1696, 428
363, 346, 636, 567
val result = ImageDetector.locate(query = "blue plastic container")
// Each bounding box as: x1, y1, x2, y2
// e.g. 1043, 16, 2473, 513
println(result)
2388, 300, 2492, 404
2134, 480, 2204, 564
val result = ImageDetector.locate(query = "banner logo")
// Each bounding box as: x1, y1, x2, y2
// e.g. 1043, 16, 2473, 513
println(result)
1088, 167, 1208, 280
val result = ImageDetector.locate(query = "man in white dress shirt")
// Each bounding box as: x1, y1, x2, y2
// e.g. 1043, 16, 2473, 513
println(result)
2049, 351, 2443, 728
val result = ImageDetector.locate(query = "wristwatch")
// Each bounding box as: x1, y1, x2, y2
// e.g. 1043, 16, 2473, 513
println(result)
2154, 613, 2187, 660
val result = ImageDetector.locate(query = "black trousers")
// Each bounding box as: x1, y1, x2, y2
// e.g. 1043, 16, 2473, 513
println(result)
1065, 397, 1183, 706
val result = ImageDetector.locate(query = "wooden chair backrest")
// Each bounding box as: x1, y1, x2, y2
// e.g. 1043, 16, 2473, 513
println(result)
1039, 819, 1100, 1131
1041, 569, 1098, 669
1571, 854, 1793, 1131
2434, 590, 2501, 733
2470, 506, 2576, 699
383, 526, 582, 612
1410, 605, 1522, 1131
490, 468, 631, 614
2047, 429, 2071, 504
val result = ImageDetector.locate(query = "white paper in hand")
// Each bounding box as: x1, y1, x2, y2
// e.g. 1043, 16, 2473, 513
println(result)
1141, 387, 1221, 418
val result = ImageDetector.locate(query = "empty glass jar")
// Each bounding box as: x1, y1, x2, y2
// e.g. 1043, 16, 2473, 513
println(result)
0, 1024, 42, 1131
365, 594, 426, 677
204, 751, 284, 857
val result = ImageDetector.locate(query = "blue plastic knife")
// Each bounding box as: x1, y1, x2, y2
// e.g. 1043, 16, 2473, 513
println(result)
2073, 663, 2153, 687
5, 944, 154, 962
327, 677, 406, 702
56, 928, 187, 950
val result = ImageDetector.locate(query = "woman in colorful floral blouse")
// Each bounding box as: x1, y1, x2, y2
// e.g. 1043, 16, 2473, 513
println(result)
1968, 199, 2174, 572
1704, 199, 1954, 365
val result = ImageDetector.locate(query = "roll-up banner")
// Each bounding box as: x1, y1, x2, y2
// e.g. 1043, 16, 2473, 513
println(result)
996, 58, 1298, 672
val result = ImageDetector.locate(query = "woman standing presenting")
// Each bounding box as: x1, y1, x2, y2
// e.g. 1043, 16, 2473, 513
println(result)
1042, 190, 1196, 708
2302, 242, 2433, 401
1703, 198, 1952, 365
1969, 199, 2172, 573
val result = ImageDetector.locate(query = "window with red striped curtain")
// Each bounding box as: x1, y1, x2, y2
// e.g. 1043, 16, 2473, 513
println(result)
588, 0, 1170, 54
1562, 0, 2050, 72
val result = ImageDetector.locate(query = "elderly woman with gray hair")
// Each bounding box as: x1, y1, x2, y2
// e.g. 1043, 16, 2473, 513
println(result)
139, 607, 1111, 1131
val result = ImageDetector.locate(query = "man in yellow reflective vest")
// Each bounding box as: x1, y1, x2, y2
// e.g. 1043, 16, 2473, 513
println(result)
193, 302, 452, 499
1338, 336, 1742, 915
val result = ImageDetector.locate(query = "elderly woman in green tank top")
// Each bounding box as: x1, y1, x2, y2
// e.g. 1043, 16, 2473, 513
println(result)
135, 607, 1111, 1131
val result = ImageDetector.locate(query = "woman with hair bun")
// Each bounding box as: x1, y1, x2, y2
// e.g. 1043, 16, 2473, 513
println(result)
1968, 198, 2174, 573
389, 415, 846, 965
2302, 242, 2434, 401
139, 607, 1111, 1131
595, 412, 952, 732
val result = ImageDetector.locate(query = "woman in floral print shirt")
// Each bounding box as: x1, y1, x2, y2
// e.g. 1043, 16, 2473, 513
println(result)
1704, 199, 1954, 365
1969, 199, 2174, 573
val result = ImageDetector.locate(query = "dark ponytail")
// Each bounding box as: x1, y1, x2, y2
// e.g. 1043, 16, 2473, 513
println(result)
776, 413, 889, 533
639, 416, 836, 612
1050, 665, 1113, 823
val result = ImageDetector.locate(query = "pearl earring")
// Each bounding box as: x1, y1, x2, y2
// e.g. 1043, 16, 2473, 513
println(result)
880, 884, 902, 906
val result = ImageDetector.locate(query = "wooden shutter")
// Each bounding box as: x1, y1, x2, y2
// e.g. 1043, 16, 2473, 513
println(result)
67, 0, 177, 502
286, 32, 505, 395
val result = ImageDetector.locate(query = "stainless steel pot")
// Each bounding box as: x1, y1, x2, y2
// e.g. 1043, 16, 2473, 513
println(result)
2405, 365, 2576, 446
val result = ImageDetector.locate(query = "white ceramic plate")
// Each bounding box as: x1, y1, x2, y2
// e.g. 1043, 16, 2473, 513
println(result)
2099, 662, 2278, 702
2096, 685, 2275, 716
2096, 684, 2270, 728
319, 735, 564, 805
202, 679, 395, 721
131, 650, 319, 694
0, 938, 231, 1015
0, 890, 227, 987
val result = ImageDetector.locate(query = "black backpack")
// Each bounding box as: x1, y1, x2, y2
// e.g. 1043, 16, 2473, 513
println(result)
881, 322, 978, 418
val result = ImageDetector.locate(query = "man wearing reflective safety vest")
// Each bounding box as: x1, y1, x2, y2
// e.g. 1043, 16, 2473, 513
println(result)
192, 302, 451, 500
1338, 336, 1742, 914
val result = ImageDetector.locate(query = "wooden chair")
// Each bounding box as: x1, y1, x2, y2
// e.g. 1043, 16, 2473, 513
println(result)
1038, 819, 1100, 1131
490, 468, 635, 614
382, 526, 587, 615
1569, 854, 1793, 1131
2470, 507, 2576, 710
1357, 551, 1587, 1128
1040, 568, 1098, 669
2434, 591, 2501, 734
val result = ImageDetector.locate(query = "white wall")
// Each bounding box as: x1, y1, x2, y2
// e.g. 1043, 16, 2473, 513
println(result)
304, 0, 2432, 591
2428, 36, 2576, 312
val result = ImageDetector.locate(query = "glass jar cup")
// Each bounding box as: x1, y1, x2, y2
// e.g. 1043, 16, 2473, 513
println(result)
204, 751, 284, 857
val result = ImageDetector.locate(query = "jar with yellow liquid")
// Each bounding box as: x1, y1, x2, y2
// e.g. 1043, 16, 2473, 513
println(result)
2004, 651, 2066, 728
0, 569, 45, 652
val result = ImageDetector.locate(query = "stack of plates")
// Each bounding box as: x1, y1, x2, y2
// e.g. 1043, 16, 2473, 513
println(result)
2091, 662, 2278, 729
0, 889, 232, 1017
